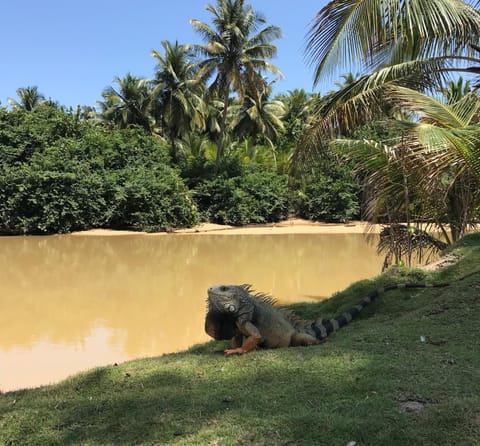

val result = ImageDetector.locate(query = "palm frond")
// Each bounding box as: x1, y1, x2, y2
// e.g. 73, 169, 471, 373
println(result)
292, 57, 456, 169
306, 0, 480, 84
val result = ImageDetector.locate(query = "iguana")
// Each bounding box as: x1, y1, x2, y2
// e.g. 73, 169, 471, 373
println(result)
205, 282, 450, 355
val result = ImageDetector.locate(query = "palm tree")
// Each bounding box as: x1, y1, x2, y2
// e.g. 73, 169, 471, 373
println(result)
98, 74, 154, 132
333, 72, 359, 90
150, 41, 206, 161
333, 84, 480, 246
190, 0, 283, 169
230, 82, 285, 146
295, 0, 480, 161
441, 76, 472, 103
276, 89, 317, 152
393, 85, 480, 237
8, 86, 45, 111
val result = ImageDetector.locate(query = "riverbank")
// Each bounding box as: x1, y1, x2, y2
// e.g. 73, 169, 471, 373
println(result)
1, 233, 479, 445
71, 219, 383, 236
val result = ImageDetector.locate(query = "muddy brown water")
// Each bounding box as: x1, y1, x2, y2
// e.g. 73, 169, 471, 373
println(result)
0, 233, 383, 391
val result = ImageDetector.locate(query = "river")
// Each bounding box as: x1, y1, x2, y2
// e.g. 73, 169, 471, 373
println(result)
0, 232, 383, 391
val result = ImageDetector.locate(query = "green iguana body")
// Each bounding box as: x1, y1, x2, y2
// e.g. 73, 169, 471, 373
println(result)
205, 282, 448, 355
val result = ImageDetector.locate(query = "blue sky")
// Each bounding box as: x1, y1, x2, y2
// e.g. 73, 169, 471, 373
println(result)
0, 1, 331, 109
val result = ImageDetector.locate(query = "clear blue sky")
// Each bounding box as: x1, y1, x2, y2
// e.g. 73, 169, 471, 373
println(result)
0, 1, 331, 109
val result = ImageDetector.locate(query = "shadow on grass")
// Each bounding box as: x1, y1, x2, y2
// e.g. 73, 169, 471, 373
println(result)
1, 347, 393, 445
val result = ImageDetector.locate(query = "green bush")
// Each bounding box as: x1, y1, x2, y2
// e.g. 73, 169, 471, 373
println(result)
109, 165, 199, 232
297, 175, 360, 223
193, 167, 289, 225
293, 158, 361, 223
0, 115, 199, 234
0, 105, 85, 164
0, 164, 108, 234
179, 156, 244, 188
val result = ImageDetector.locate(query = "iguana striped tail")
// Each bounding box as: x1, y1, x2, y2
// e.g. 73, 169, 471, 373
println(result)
311, 282, 449, 340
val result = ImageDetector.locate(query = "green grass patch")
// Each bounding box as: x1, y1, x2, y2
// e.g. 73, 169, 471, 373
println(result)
2, 233, 480, 445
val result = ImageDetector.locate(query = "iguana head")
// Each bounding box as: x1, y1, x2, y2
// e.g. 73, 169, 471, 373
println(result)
205, 285, 252, 341
207, 285, 251, 315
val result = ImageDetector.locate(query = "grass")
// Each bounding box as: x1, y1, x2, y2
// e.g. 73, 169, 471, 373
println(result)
1, 233, 480, 445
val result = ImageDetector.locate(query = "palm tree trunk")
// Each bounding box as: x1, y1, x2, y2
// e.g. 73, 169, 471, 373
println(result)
215, 86, 230, 172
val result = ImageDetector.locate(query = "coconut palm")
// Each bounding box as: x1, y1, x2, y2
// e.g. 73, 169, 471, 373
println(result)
306, 0, 480, 84
229, 82, 285, 146
190, 0, 283, 169
393, 86, 480, 237
8, 86, 45, 111
295, 0, 480, 162
98, 74, 154, 132
441, 76, 472, 104
333, 85, 480, 244
151, 40, 206, 160
277, 89, 313, 137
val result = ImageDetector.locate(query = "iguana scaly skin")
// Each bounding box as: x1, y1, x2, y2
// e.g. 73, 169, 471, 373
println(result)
205, 282, 449, 355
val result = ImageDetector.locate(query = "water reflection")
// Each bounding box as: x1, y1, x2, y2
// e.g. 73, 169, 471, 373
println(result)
0, 233, 383, 391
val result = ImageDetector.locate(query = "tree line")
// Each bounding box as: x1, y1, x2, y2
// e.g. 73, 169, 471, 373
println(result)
2, 0, 480, 267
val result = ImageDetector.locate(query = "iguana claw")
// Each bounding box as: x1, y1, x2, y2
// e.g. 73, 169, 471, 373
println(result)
224, 348, 246, 355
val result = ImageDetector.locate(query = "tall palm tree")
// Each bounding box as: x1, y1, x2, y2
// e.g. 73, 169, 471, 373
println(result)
8, 86, 45, 111
98, 74, 154, 132
151, 40, 206, 161
190, 0, 283, 169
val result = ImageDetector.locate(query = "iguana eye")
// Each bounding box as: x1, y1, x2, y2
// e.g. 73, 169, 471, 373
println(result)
220, 286, 228, 292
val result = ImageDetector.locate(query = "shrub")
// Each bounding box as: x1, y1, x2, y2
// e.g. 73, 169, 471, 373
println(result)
297, 175, 360, 223
0, 122, 198, 234
0, 105, 86, 164
0, 164, 108, 234
193, 167, 289, 225
108, 165, 199, 232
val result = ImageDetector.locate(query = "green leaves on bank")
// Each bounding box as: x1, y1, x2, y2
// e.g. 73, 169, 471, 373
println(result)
0, 105, 358, 234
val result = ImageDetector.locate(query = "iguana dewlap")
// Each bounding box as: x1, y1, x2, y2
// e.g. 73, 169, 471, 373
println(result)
205, 282, 449, 355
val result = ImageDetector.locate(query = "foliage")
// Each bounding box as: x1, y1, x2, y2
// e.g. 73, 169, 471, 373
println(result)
190, 0, 283, 168
7, 86, 46, 111
0, 110, 199, 234
305, 0, 480, 86
298, 175, 360, 223
275, 89, 315, 153
0, 105, 86, 164
109, 164, 198, 232
294, 158, 360, 223
97, 74, 155, 132
192, 162, 289, 225
0, 164, 108, 234
296, 2, 480, 249
229, 82, 285, 146
151, 40, 206, 161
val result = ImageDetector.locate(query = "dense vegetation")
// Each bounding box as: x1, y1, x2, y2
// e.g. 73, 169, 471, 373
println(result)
0, 107, 198, 233
1, 233, 479, 445
2, 0, 480, 265
0, 104, 360, 234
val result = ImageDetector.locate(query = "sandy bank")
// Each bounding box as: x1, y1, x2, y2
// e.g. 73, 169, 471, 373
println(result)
71, 219, 382, 236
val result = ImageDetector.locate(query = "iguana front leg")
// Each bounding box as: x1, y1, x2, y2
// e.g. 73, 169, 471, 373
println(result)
224, 321, 261, 355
